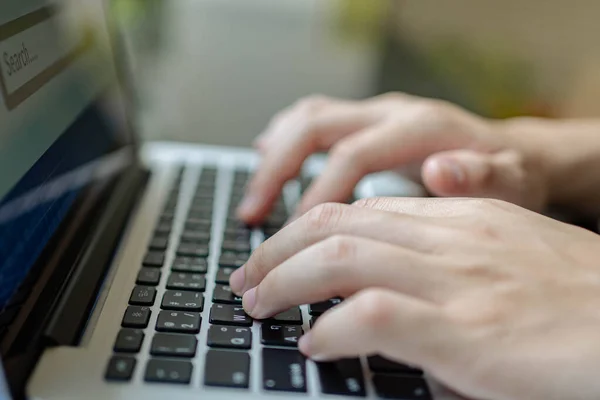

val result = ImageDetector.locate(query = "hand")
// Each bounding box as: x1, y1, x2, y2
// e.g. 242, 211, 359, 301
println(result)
237, 93, 549, 224
230, 198, 600, 400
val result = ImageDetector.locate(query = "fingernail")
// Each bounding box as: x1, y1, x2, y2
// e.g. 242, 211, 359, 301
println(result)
242, 286, 258, 315
229, 266, 246, 294
237, 194, 262, 217
438, 159, 466, 186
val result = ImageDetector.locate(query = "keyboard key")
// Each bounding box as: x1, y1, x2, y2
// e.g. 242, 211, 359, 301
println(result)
309, 298, 342, 316
219, 251, 248, 268
161, 290, 204, 311
145, 359, 192, 384
181, 230, 211, 243
143, 252, 165, 267
149, 236, 169, 250
204, 350, 250, 389
372, 375, 431, 399
171, 256, 208, 273
114, 329, 144, 353
215, 267, 237, 284
223, 229, 250, 242
261, 324, 303, 347
262, 348, 307, 392
209, 304, 252, 327
317, 358, 366, 397
187, 209, 212, 220
156, 311, 201, 333
177, 243, 209, 258
154, 223, 172, 235
129, 286, 157, 306
185, 221, 211, 231
166, 273, 206, 291
150, 333, 197, 358
189, 204, 213, 214
222, 240, 251, 253
122, 306, 151, 328
212, 284, 242, 304
136, 268, 161, 286
368, 356, 423, 375
265, 308, 302, 325
105, 356, 136, 381
207, 325, 251, 349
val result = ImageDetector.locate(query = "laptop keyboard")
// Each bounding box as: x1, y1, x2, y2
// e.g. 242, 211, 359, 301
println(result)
105, 166, 432, 399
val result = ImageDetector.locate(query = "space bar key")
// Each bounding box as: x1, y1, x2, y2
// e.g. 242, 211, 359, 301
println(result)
262, 348, 307, 393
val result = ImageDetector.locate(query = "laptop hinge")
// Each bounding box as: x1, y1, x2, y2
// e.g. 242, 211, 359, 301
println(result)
43, 165, 149, 347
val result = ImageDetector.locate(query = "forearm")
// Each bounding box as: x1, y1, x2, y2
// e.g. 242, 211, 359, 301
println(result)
501, 117, 600, 215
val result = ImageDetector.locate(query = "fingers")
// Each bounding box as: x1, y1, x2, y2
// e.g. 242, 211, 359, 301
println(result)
293, 123, 401, 219
422, 149, 545, 210
237, 97, 376, 224
230, 202, 453, 296
242, 235, 454, 318
299, 288, 463, 368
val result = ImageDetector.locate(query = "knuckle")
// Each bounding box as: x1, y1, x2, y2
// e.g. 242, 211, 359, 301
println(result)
375, 92, 405, 103
329, 140, 361, 166
354, 289, 395, 328
444, 289, 513, 330
319, 235, 358, 264
351, 196, 390, 210
304, 202, 346, 233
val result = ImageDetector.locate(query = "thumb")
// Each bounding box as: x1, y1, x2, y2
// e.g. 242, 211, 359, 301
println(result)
421, 149, 541, 208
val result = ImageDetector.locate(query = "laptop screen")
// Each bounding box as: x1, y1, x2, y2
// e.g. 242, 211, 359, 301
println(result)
0, 0, 133, 322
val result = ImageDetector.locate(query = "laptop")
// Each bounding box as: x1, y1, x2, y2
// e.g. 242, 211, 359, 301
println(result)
0, 0, 442, 399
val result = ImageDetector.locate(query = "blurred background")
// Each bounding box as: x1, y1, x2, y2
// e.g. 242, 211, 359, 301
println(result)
110, 0, 600, 146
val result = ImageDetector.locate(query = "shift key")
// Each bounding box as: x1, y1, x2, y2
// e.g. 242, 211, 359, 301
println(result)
262, 348, 307, 392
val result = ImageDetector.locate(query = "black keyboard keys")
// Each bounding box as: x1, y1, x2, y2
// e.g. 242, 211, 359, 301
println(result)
265, 307, 302, 325
114, 329, 144, 353
317, 358, 366, 397
309, 298, 342, 315
156, 311, 201, 333
149, 236, 169, 250
204, 350, 250, 389
122, 306, 151, 328
181, 231, 210, 243
215, 267, 237, 284
177, 243, 209, 257
212, 284, 242, 304
150, 333, 197, 358
219, 251, 248, 268
129, 286, 157, 306
166, 273, 206, 291
143, 251, 165, 267
368, 355, 423, 375
209, 304, 252, 327
105, 356, 136, 381
262, 348, 307, 392
145, 359, 192, 384
136, 268, 161, 286
171, 256, 208, 273
222, 240, 251, 253
372, 375, 431, 399
261, 324, 303, 347
161, 290, 204, 311
207, 325, 251, 349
